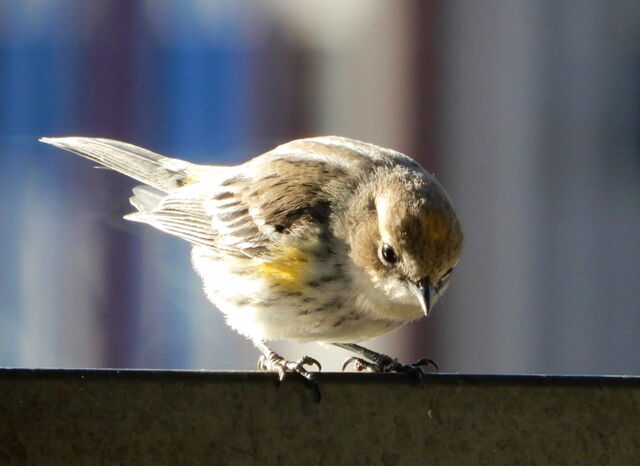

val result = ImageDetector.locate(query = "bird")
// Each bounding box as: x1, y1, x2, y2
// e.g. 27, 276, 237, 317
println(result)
41, 135, 463, 390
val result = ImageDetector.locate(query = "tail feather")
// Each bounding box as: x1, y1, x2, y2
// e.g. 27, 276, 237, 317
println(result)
128, 185, 165, 213
40, 137, 191, 192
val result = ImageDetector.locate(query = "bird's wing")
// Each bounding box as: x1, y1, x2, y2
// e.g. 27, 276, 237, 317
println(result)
126, 156, 344, 258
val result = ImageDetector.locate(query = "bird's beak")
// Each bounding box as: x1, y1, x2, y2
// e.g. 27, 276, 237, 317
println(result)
410, 278, 434, 316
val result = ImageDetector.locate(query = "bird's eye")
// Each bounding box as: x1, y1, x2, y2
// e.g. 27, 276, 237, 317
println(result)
380, 243, 398, 266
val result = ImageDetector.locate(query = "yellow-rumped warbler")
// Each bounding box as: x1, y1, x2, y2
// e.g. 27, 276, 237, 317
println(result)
41, 136, 462, 385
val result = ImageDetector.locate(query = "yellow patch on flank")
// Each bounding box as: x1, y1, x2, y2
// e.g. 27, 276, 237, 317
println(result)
259, 246, 309, 290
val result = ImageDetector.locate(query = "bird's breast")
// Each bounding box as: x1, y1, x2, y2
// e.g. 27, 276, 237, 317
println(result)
190, 242, 419, 342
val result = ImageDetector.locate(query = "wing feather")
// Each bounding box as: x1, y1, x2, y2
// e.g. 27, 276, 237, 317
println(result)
125, 147, 350, 257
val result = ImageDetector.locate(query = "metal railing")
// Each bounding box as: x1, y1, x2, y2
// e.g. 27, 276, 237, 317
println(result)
1, 369, 638, 464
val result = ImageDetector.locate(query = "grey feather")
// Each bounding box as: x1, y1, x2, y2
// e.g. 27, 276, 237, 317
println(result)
40, 137, 191, 192
129, 185, 165, 212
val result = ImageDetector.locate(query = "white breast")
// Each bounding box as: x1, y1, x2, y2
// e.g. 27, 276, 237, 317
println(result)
190, 245, 420, 343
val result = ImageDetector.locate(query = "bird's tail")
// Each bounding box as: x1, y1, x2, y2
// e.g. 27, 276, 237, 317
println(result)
40, 137, 194, 193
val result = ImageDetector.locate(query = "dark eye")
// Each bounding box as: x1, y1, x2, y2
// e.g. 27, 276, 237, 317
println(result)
380, 243, 398, 266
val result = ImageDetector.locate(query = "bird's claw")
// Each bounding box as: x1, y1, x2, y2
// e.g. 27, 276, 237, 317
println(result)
258, 353, 322, 381
258, 352, 322, 402
341, 356, 377, 372
257, 353, 322, 402
410, 357, 439, 372
341, 354, 438, 387
341, 356, 397, 372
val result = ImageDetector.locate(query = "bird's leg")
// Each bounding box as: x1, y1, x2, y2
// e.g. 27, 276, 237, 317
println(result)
253, 339, 322, 400
334, 343, 437, 384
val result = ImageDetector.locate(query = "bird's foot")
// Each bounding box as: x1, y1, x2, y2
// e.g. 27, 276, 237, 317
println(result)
258, 352, 322, 381
257, 351, 322, 401
342, 354, 438, 386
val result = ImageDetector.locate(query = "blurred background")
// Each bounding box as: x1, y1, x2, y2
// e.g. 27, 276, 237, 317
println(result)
1, 0, 639, 374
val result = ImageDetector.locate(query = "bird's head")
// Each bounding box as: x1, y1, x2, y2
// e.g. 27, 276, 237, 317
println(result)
345, 168, 463, 318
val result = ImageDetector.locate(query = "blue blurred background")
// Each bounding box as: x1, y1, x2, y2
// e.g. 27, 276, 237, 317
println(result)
1, 0, 639, 374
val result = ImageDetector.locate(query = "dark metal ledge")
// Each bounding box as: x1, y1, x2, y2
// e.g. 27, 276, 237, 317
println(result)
1, 369, 639, 464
